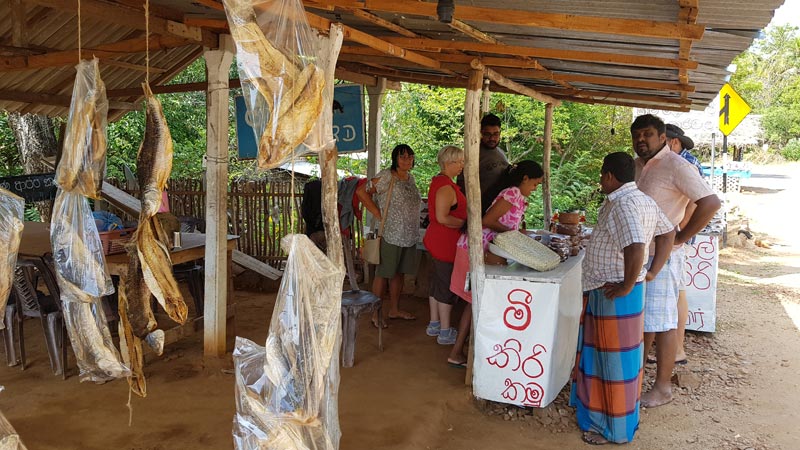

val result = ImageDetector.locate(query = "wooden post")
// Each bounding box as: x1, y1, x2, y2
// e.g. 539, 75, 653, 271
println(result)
481, 79, 491, 114
464, 67, 484, 386
543, 103, 554, 230
313, 23, 345, 268
366, 77, 387, 179
202, 34, 234, 357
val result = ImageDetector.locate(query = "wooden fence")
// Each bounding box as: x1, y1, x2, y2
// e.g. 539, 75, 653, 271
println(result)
108, 178, 363, 270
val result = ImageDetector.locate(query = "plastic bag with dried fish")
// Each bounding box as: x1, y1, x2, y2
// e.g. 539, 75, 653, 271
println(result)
0, 188, 24, 330
232, 234, 344, 449
0, 386, 29, 450
50, 190, 114, 298
222, 0, 332, 169
55, 58, 108, 200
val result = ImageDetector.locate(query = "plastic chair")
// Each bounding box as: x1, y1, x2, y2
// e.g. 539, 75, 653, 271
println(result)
5, 257, 68, 378
173, 263, 204, 317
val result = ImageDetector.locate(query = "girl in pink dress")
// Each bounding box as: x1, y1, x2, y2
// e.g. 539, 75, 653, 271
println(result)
446, 160, 544, 366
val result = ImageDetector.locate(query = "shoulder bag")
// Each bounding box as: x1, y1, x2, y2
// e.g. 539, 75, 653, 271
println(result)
363, 175, 396, 265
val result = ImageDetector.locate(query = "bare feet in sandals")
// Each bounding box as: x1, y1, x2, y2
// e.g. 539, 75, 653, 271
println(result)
387, 310, 416, 320
582, 431, 609, 445
640, 387, 673, 408
371, 315, 388, 329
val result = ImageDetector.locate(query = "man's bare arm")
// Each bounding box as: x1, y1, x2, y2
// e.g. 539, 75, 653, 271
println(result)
675, 194, 721, 245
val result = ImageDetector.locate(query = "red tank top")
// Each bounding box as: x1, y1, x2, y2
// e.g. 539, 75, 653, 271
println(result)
423, 174, 468, 263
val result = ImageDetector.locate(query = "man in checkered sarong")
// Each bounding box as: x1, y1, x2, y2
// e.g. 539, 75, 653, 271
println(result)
570, 152, 675, 445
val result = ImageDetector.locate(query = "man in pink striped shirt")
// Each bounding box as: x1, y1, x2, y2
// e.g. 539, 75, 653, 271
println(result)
631, 114, 721, 408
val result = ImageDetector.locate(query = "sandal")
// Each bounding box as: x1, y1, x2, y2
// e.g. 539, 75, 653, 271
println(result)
388, 311, 416, 320
371, 317, 388, 329
447, 359, 467, 369
582, 431, 609, 445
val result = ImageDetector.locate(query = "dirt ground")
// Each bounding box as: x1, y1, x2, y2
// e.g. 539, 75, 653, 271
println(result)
2, 163, 800, 450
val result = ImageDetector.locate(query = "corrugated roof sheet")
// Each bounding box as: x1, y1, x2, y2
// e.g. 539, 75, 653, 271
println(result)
0, 0, 786, 117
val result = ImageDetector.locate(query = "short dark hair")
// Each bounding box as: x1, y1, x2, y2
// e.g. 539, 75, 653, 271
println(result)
390, 144, 415, 170
602, 152, 635, 183
481, 113, 501, 129
630, 114, 666, 135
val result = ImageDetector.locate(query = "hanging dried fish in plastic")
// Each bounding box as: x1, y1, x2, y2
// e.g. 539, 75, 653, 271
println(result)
0, 188, 24, 329
223, 0, 328, 169
233, 234, 344, 449
55, 58, 108, 199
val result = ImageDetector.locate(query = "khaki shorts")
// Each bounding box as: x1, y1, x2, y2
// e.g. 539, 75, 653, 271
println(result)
375, 240, 420, 279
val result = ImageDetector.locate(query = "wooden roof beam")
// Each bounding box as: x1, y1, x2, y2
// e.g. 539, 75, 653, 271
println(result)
470, 59, 560, 105
384, 37, 697, 70
490, 66, 695, 93
305, 12, 454, 75
0, 89, 137, 110
27, 0, 218, 48
533, 87, 691, 106
304, 0, 705, 41
678, 0, 699, 91
448, 20, 499, 44
343, 7, 418, 37
0, 35, 194, 72
553, 94, 690, 112
11, 0, 27, 47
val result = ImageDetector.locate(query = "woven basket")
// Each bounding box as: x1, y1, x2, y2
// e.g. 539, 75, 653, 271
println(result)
99, 227, 135, 255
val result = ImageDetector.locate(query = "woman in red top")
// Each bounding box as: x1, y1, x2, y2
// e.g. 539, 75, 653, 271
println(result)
422, 146, 467, 346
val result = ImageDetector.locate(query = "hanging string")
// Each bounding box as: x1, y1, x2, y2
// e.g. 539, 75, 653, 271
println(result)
145, 0, 150, 86
77, 0, 81, 63
290, 158, 296, 233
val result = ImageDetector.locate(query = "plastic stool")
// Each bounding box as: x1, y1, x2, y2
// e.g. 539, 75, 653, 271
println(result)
340, 290, 382, 368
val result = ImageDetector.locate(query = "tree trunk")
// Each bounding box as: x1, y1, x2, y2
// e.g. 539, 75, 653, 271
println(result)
7, 112, 59, 220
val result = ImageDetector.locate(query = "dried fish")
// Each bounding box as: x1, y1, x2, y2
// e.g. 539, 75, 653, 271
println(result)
0, 188, 24, 328
58, 272, 130, 382
224, 0, 326, 169
137, 83, 173, 218
55, 58, 108, 199
134, 84, 187, 325
232, 235, 343, 449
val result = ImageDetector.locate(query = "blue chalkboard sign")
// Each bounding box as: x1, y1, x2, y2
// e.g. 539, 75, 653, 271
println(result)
235, 84, 366, 159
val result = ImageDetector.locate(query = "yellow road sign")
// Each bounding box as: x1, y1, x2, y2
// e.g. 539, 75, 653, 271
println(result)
718, 83, 751, 136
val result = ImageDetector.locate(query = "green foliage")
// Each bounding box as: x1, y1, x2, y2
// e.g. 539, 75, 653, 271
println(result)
781, 139, 800, 161
731, 25, 800, 146
0, 112, 21, 177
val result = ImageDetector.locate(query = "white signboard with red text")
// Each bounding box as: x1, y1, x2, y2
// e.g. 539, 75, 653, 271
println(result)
475, 257, 583, 408
684, 234, 719, 332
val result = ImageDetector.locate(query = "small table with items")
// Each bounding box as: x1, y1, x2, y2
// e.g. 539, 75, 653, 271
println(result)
473, 253, 583, 408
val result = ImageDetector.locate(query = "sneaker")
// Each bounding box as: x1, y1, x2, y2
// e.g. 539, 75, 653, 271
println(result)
437, 327, 457, 345
426, 321, 441, 336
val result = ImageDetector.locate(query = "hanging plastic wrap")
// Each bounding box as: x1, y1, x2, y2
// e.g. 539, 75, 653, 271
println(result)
223, 0, 330, 169
55, 57, 108, 200
0, 188, 24, 329
50, 59, 129, 383
233, 234, 344, 449
0, 387, 29, 450
50, 190, 114, 297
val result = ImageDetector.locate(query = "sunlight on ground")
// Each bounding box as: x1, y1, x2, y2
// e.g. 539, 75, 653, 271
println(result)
781, 301, 800, 332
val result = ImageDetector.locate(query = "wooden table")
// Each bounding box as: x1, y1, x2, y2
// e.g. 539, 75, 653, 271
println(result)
19, 222, 240, 354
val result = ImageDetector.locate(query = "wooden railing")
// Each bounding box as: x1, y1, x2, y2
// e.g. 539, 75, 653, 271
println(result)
107, 178, 364, 271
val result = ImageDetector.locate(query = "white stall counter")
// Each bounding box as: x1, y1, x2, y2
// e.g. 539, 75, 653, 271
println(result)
474, 254, 583, 408
684, 233, 720, 332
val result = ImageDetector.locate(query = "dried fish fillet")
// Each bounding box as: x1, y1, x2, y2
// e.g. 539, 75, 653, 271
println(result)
224, 0, 326, 170
0, 188, 24, 329
136, 217, 187, 324
58, 272, 130, 382
56, 58, 108, 199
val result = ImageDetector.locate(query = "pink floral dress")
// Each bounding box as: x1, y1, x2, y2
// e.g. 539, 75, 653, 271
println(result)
456, 186, 528, 250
